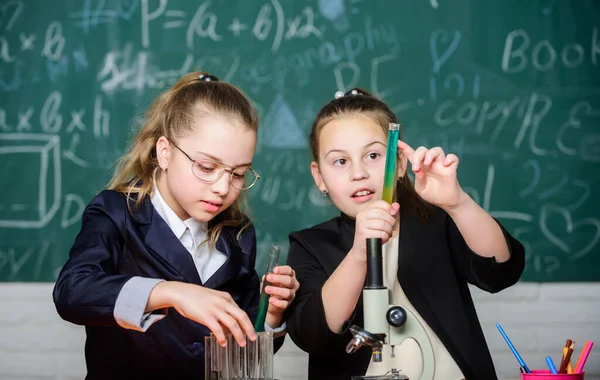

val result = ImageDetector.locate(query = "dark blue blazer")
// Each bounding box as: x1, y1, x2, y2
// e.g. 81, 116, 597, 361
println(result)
53, 190, 280, 379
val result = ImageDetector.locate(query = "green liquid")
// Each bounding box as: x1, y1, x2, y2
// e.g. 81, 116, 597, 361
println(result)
254, 289, 270, 332
382, 126, 400, 204
254, 244, 280, 333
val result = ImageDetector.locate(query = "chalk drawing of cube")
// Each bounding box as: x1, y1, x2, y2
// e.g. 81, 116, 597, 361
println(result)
0, 134, 61, 228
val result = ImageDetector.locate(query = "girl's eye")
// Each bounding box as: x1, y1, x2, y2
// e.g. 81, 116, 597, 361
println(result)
333, 158, 348, 166
197, 162, 217, 172
367, 152, 381, 160
232, 170, 246, 180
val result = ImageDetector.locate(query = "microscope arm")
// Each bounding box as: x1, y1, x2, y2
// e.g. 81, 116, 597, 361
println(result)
387, 305, 435, 380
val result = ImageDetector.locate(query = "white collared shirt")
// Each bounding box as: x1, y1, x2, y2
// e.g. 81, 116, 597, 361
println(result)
151, 183, 228, 283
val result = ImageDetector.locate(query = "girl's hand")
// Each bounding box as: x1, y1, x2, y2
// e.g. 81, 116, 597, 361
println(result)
159, 282, 256, 347
351, 200, 399, 261
263, 265, 300, 328
398, 141, 465, 210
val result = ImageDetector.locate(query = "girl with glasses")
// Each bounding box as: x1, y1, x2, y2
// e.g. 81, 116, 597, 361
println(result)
53, 72, 299, 378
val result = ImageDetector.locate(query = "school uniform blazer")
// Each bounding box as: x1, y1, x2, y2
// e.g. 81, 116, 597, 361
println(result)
53, 190, 283, 380
286, 207, 525, 380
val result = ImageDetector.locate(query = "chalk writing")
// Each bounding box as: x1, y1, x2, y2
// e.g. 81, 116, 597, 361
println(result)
502, 28, 599, 73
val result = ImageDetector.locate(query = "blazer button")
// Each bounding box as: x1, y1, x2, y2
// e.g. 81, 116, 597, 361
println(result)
191, 342, 204, 356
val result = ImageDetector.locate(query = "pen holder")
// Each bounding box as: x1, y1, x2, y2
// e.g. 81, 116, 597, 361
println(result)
521, 370, 584, 379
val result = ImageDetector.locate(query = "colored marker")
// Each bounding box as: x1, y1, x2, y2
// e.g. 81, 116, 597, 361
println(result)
382, 123, 400, 204
558, 339, 572, 373
559, 343, 574, 374
496, 323, 530, 373
574, 340, 594, 374
546, 356, 558, 374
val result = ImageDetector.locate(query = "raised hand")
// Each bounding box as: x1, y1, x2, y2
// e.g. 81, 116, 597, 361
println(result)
398, 141, 464, 210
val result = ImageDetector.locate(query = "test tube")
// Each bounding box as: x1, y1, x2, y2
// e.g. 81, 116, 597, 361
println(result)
204, 334, 212, 380
382, 123, 400, 204
248, 331, 274, 380
254, 245, 281, 332
205, 333, 221, 380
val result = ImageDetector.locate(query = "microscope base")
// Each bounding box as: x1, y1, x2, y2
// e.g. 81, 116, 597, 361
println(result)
351, 372, 409, 380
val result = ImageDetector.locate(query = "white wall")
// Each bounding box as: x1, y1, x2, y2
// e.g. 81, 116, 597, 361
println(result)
1, 283, 598, 380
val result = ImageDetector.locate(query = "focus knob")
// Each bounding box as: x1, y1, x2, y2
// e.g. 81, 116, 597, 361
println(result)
386, 306, 407, 328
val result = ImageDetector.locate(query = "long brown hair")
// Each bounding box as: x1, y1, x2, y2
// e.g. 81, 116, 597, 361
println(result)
310, 88, 432, 222
108, 72, 259, 244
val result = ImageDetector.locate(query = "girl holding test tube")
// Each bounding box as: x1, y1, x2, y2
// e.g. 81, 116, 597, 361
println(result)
285, 88, 526, 380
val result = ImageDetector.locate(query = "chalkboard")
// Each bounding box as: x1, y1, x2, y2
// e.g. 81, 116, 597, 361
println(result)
0, 0, 598, 282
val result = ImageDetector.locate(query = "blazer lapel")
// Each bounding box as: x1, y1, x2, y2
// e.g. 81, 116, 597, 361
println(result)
134, 197, 203, 285
203, 227, 249, 289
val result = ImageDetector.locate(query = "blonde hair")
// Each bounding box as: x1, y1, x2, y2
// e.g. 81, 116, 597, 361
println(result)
108, 71, 259, 245
310, 88, 432, 222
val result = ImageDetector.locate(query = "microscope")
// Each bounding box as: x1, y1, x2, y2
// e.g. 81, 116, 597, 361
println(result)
346, 238, 435, 380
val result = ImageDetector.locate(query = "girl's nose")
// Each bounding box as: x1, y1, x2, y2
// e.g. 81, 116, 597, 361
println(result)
210, 172, 231, 195
349, 162, 369, 181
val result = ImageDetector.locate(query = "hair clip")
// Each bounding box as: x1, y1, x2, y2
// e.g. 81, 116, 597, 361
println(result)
198, 73, 220, 82
334, 88, 363, 99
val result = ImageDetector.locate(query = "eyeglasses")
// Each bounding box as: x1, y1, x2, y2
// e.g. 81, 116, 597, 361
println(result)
171, 142, 260, 191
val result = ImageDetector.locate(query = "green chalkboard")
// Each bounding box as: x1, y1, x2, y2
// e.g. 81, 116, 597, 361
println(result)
0, 0, 598, 282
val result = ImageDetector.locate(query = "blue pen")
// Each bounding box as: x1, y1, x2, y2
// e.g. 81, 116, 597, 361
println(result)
496, 324, 531, 374
546, 356, 558, 374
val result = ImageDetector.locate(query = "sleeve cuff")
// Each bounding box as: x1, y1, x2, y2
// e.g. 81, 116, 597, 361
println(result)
114, 277, 167, 332
265, 321, 287, 333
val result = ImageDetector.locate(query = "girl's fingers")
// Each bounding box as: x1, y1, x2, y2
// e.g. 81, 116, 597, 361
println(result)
412, 146, 428, 172
225, 304, 256, 341
365, 206, 398, 222
272, 265, 293, 276
362, 220, 395, 239
216, 311, 246, 347
399, 142, 456, 170
206, 319, 227, 347
365, 211, 397, 230
265, 285, 293, 300
367, 200, 398, 214
397, 140, 415, 157
364, 226, 394, 241
269, 297, 290, 309
424, 147, 445, 165
266, 274, 296, 289
444, 153, 459, 167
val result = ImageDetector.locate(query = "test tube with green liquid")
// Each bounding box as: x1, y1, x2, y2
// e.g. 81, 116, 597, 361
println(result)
254, 245, 281, 332
382, 123, 401, 204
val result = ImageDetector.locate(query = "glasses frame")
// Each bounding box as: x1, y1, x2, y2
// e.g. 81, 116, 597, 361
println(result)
170, 142, 260, 191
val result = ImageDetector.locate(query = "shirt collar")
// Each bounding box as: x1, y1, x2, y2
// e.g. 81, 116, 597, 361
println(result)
151, 172, 208, 246
184, 217, 208, 247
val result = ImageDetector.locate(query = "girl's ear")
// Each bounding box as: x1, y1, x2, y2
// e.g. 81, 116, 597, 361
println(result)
397, 152, 408, 178
310, 161, 326, 192
156, 136, 171, 170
